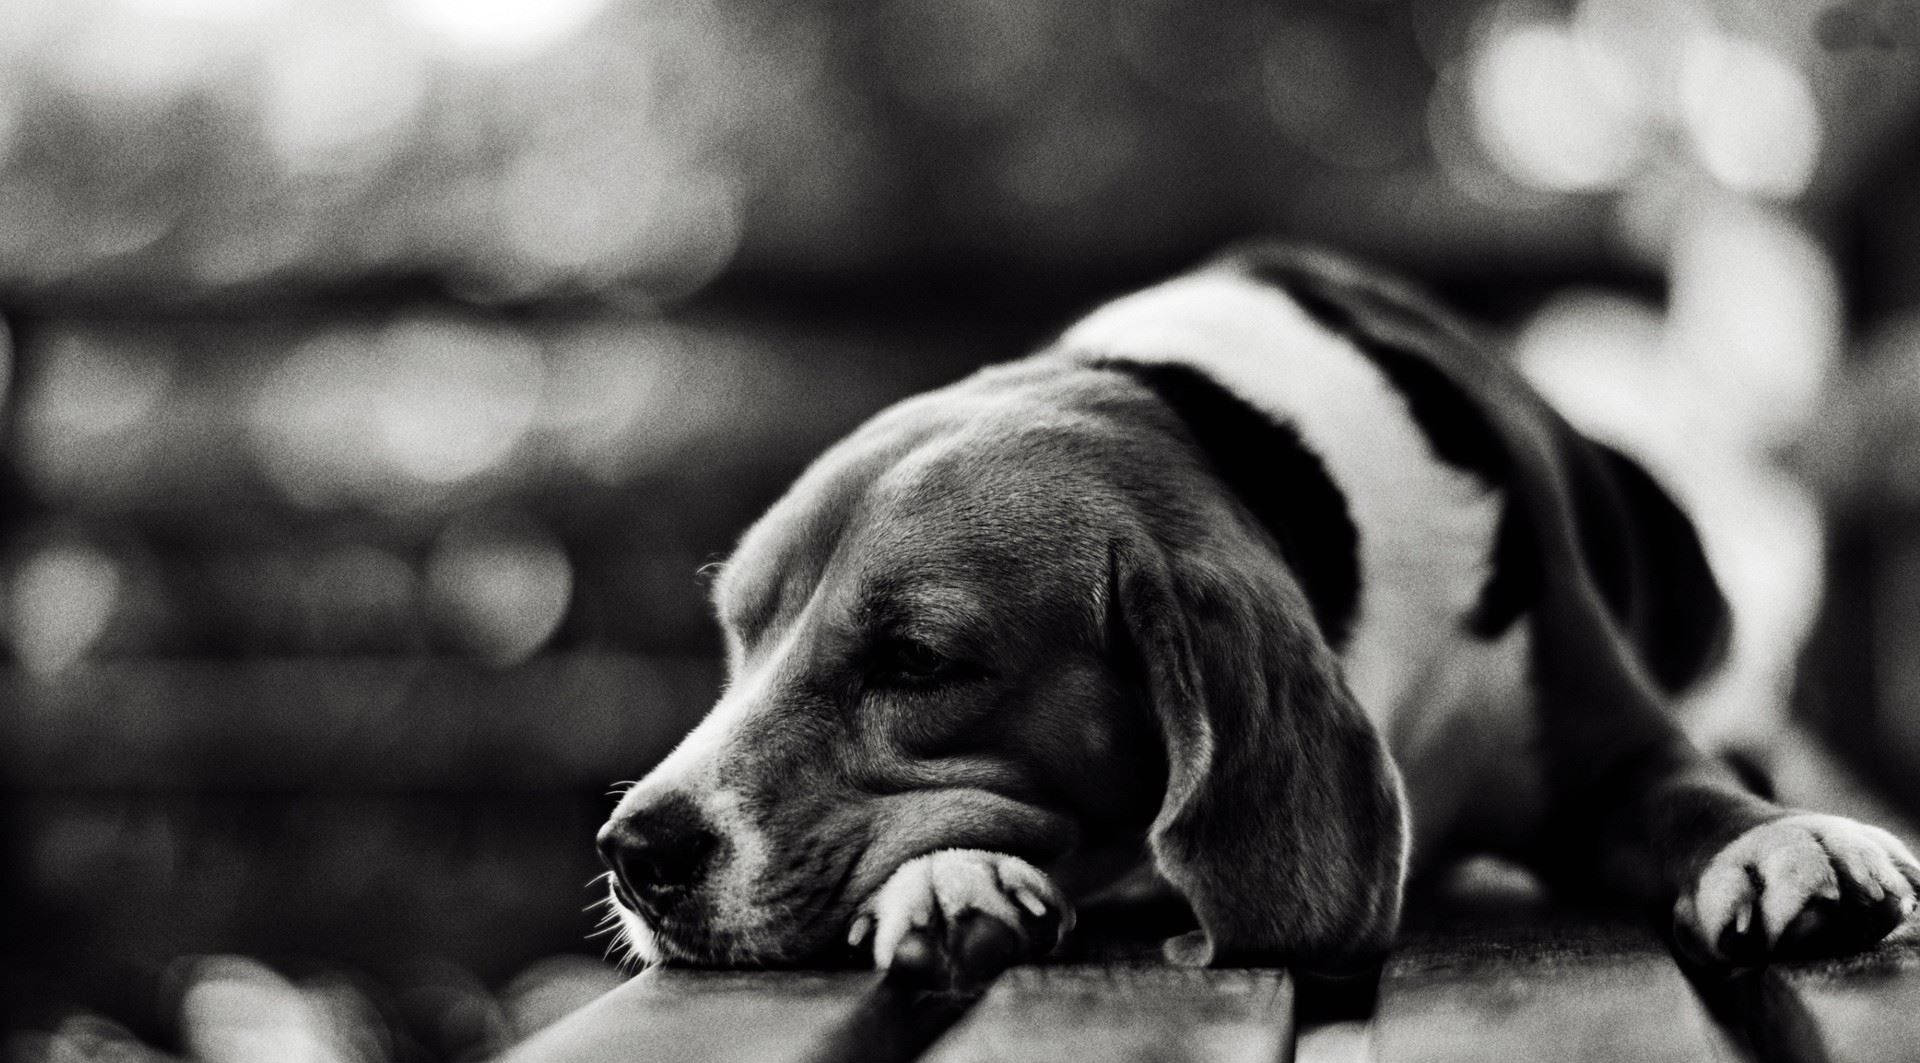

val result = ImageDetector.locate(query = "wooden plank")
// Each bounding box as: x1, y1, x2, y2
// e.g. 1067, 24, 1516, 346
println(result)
1294, 1019, 1370, 1063
919, 963, 1294, 1063
1375, 919, 1739, 1062
498, 968, 969, 1063
1765, 937, 1920, 1063
1373, 859, 1740, 1063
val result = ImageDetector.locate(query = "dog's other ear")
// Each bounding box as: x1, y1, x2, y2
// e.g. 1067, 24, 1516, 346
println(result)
1113, 535, 1409, 973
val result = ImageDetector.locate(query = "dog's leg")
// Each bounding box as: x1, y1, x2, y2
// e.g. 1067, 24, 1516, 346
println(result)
855, 849, 1073, 989
1227, 244, 1920, 961
1529, 626, 1920, 964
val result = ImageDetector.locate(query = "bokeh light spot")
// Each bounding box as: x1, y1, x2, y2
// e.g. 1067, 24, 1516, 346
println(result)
426, 515, 572, 666
261, 23, 428, 174
178, 956, 339, 1063
1666, 206, 1840, 441
18, 329, 175, 498
26, 330, 174, 441
8, 541, 121, 677
54, 5, 243, 105
251, 320, 552, 509
499, 142, 653, 276
543, 324, 681, 482
497, 135, 745, 296
376, 319, 543, 485
249, 332, 386, 509
1469, 19, 1650, 193
1678, 34, 1821, 199
125, 0, 283, 20
398, 0, 609, 62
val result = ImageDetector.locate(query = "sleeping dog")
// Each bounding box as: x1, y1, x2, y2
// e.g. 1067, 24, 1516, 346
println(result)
597, 246, 1920, 984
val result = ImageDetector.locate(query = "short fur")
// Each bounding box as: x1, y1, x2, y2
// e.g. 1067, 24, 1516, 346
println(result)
598, 245, 1920, 978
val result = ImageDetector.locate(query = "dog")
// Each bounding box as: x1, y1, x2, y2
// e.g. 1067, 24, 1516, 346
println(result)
596, 245, 1920, 985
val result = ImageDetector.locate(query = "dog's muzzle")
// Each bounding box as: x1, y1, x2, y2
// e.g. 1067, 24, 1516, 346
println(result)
597, 793, 722, 920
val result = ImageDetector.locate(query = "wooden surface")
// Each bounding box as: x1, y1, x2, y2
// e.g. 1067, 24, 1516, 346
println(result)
1763, 938, 1920, 1063
1374, 917, 1742, 1062
501, 924, 1920, 1063
499, 969, 969, 1063
922, 965, 1293, 1063
501, 733, 1920, 1063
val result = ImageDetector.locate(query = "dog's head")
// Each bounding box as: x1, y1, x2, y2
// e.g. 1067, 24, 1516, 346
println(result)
599, 357, 1408, 971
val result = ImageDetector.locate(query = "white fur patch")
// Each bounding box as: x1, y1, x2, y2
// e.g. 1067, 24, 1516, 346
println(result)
1061, 272, 1510, 731
613, 897, 663, 967
1388, 626, 1543, 860
700, 783, 772, 924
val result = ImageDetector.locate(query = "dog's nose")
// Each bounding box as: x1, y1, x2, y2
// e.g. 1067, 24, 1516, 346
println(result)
597, 797, 720, 911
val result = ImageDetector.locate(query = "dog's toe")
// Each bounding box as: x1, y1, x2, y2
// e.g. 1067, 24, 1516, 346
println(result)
1677, 813, 1920, 964
860, 849, 1073, 990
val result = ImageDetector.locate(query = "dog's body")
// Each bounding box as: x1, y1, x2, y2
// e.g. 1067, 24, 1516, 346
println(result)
599, 247, 1920, 983
1059, 262, 1549, 865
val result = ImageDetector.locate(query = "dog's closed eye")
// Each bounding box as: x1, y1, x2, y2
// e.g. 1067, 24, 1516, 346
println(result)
866, 636, 971, 688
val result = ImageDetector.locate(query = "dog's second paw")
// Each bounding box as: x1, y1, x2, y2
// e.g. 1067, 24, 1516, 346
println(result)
1676, 813, 1920, 964
852, 849, 1073, 990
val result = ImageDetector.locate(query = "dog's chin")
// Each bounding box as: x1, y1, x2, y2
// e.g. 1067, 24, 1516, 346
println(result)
612, 903, 665, 967
609, 891, 846, 970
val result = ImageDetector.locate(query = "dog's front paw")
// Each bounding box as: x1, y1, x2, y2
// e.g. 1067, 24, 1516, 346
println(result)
852, 849, 1073, 990
1676, 813, 1920, 964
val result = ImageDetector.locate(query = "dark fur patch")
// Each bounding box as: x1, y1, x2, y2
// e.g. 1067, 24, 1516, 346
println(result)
1238, 248, 1730, 687
1561, 439, 1637, 629
1591, 442, 1731, 693
1094, 359, 1361, 650
1239, 255, 1532, 637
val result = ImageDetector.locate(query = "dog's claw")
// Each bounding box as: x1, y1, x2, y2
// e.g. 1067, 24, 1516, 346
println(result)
1677, 813, 1920, 964
847, 913, 874, 949
860, 849, 1073, 990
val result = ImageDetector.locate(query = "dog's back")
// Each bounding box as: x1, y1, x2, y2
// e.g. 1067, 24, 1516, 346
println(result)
1052, 247, 1732, 860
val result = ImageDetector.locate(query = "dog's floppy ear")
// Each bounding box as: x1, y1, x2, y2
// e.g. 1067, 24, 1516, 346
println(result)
1112, 533, 1409, 972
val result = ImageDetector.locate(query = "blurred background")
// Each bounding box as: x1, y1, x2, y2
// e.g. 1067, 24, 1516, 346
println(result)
4, 0, 1920, 1059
